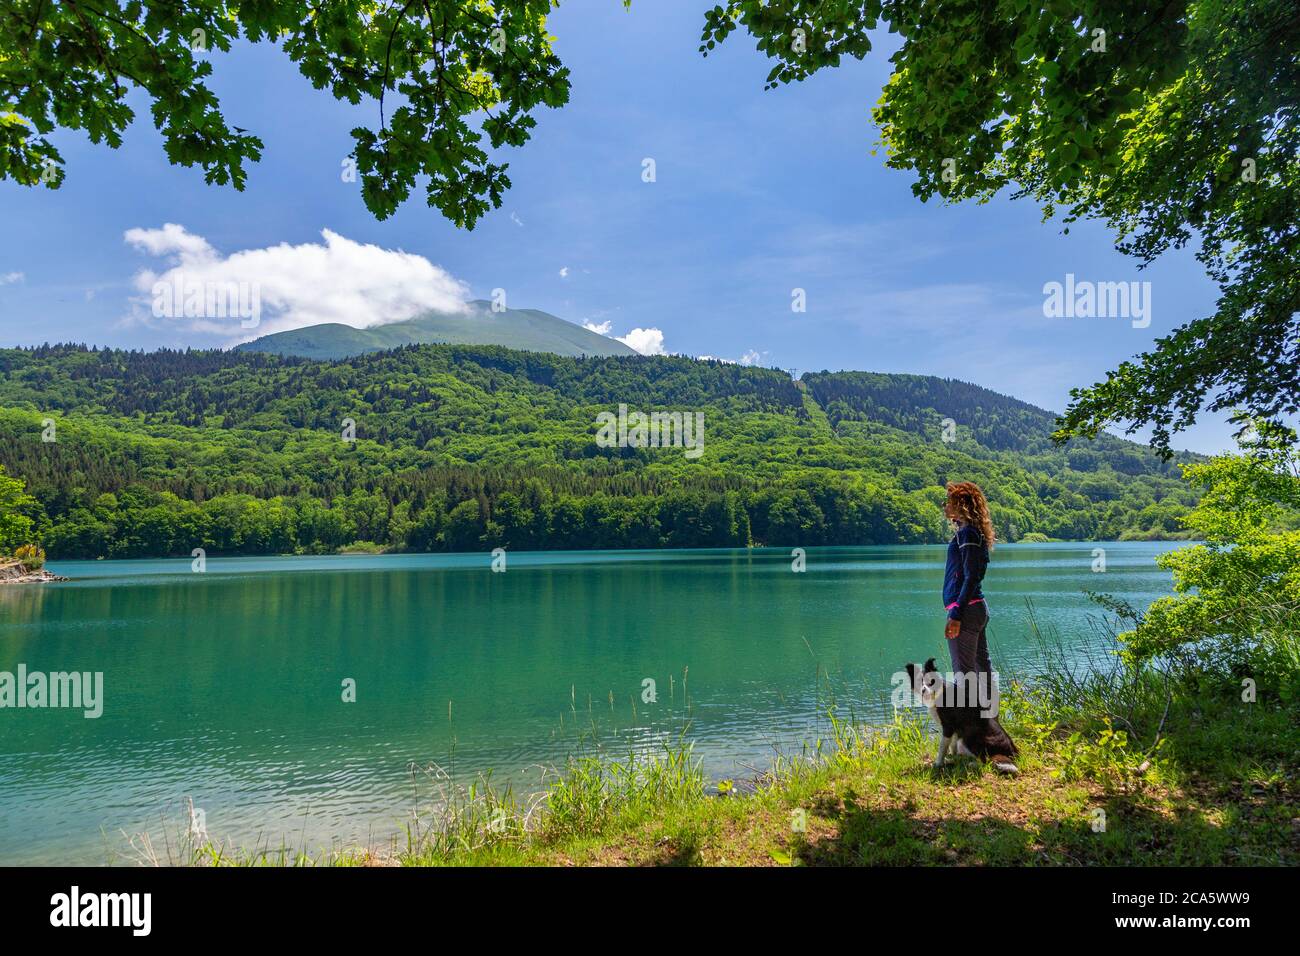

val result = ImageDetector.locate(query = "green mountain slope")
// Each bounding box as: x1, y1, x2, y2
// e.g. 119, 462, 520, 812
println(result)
802, 371, 1165, 472
0, 343, 1198, 559
233, 300, 638, 359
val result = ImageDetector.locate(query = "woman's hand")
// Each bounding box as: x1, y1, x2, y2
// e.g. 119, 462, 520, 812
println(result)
944, 619, 960, 640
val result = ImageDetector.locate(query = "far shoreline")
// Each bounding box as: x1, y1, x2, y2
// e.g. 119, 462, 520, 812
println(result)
38, 536, 1202, 570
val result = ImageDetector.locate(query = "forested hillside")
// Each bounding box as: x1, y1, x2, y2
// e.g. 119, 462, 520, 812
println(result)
0, 344, 1197, 559
805, 372, 1154, 467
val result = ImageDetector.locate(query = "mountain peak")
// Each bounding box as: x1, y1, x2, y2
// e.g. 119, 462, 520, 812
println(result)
234, 304, 638, 360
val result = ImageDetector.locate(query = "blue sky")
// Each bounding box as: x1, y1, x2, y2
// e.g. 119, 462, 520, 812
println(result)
0, 1, 1233, 453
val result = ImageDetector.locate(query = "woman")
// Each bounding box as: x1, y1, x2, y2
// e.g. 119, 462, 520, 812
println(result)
942, 481, 995, 678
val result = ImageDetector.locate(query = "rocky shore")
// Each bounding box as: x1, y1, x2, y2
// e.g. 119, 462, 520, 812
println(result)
0, 561, 68, 584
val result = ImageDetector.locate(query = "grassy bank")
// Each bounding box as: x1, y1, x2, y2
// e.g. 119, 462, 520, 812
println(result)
407, 691, 1295, 867
166, 624, 1297, 868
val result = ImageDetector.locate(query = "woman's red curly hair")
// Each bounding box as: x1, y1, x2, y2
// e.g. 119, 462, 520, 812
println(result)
945, 481, 996, 550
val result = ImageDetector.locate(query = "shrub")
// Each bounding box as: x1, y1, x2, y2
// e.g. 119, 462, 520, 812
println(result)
1120, 422, 1300, 695
14, 543, 44, 571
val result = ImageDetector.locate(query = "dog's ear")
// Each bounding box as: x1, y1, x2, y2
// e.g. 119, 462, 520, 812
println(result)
904, 662, 917, 687
924, 657, 936, 674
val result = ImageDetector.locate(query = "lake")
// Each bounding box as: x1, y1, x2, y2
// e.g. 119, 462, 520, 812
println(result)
0, 541, 1181, 865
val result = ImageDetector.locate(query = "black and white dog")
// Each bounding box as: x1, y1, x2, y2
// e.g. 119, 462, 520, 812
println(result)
904, 658, 1019, 774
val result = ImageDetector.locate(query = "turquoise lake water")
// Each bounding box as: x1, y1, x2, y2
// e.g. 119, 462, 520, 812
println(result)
0, 541, 1181, 864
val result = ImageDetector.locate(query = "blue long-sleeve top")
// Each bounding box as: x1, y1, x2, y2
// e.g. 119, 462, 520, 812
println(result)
942, 524, 989, 621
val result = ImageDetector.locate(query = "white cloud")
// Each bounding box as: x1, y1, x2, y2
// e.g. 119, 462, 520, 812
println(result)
125, 223, 215, 261
576, 310, 676, 357
123, 224, 468, 342
559, 266, 570, 279
617, 327, 666, 355
0, 271, 24, 285
577, 311, 667, 355
698, 348, 765, 366
510, 211, 525, 227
